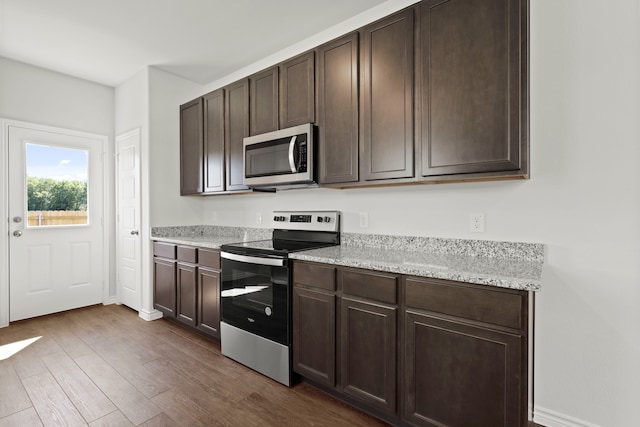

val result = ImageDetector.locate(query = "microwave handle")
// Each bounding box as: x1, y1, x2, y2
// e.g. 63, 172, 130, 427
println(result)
288, 136, 297, 173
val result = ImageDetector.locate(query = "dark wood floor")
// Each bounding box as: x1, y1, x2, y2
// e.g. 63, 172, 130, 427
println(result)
0, 304, 389, 426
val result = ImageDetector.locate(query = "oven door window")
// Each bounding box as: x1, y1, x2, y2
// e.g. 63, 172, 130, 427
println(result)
221, 258, 289, 345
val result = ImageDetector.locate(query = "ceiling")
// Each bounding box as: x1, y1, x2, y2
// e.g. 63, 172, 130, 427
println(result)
0, 0, 389, 87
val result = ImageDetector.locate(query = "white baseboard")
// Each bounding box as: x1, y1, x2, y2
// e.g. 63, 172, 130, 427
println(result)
138, 309, 163, 322
103, 296, 119, 305
534, 406, 601, 427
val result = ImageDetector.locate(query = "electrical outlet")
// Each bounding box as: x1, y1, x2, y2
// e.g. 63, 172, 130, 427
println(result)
359, 212, 369, 228
469, 213, 485, 233
256, 212, 262, 225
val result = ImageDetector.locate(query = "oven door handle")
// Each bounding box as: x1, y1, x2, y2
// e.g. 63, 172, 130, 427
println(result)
221, 251, 285, 267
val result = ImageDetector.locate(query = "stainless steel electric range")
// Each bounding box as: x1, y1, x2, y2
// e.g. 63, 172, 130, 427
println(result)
219, 210, 340, 386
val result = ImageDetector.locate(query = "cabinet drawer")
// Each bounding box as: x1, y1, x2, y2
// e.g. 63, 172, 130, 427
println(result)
339, 268, 398, 304
293, 262, 336, 291
199, 248, 220, 269
404, 277, 525, 330
153, 242, 176, 259
177, 246, 197, 263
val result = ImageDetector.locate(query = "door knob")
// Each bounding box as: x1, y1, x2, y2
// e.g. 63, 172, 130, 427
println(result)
13, 230, 23, 237
130, 230, 139, 235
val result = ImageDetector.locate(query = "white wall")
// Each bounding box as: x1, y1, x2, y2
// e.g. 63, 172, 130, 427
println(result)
115, 66, 202, 318
0, 56, 116, 298
115, 68, 150, 313
195, 1, 640, 425
148, 67, 203, 226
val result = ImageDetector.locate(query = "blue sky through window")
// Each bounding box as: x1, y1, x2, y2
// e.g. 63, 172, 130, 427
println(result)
26, 144, 88, 182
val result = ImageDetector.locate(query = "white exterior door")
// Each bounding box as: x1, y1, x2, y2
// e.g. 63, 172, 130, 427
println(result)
116, 130, 141, 311
8, 124, 105, 321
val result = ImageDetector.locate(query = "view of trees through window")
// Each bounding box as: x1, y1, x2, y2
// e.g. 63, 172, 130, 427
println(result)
28, 177, 87, 211
26, 143, 89, 227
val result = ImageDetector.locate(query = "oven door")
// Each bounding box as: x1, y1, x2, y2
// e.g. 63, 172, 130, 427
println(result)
220, 252, 290, 345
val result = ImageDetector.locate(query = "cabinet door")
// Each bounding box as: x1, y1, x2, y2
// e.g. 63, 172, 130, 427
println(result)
176, 262, 197, 327
179, 98, 203, 195
203, 89, 225, 193
403, 310, 524, 427
224, 78, 250, 191
153, 257, 176, 317
280, 51, 315, 128
316, 32, 359, 184
340, 297, 397, 414
292, 286, 336, 386
361, 8, 414, 181
197, 267, 220, 338
250, 66, 279, 135
419, 0, 526, 177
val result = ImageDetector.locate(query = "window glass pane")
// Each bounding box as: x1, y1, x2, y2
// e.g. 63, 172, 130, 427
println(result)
25, 143, 89, 227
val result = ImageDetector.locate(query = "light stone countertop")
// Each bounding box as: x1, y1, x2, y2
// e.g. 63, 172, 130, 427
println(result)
151, 226, 544, 291
151, 234, 250, 249
151, 225, 271, 249
289, 244, 543, 292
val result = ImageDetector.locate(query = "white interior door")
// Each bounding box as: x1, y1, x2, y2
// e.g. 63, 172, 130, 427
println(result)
8, 124, 105, 321
116, 130, 141, 311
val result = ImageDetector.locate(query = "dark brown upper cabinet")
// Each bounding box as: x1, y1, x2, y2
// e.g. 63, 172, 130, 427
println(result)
203, 89, 225, 193
225, 78, 250, 191
280, 51, 315, 128
179, 98, 203, 195
419, 0, 528, 179
179, 0, 529, 194
316, 32, 360, 184
249, 67, 279, 136
361, 7, 415, 181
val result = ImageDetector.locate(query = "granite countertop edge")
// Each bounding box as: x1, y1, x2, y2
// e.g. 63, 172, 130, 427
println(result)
151, 235, 239, 249
289, 250, 542, 292
151, 226, 544, 292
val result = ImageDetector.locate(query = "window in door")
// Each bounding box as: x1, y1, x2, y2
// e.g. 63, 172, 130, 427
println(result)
25, 143, 89, 227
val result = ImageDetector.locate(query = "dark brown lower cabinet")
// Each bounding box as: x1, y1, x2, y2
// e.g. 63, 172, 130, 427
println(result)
153, 257, 176, 317
403, 311, 524, 427
153, 242, 221, 340
291, 261, 530, 427
197, 267, 220, 338
176, 262, 197, 327
292, 286, 336, 386
340, 297, 397, 414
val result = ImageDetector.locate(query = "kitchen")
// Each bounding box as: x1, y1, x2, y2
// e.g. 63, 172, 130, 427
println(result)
0, 0, 639, 426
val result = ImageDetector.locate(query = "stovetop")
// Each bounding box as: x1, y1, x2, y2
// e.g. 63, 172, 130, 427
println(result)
220, 210, 340, 257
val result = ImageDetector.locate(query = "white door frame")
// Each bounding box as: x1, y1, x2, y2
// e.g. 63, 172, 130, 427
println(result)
0, 119, 111, 328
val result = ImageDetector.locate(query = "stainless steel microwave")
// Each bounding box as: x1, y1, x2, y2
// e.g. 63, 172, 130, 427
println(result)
243, 123, 315, 189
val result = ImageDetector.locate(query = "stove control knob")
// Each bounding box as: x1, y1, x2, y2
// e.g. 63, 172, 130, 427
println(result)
280, 216, 287, 222
324, 216, 331, 223
317, 217, 323, 223
273, 216, 278, 221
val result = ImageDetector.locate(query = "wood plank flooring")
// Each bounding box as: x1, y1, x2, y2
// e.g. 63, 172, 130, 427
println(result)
0, 305, 389, 426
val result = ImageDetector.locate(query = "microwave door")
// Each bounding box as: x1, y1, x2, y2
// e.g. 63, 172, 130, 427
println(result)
288, 136, 297, 173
